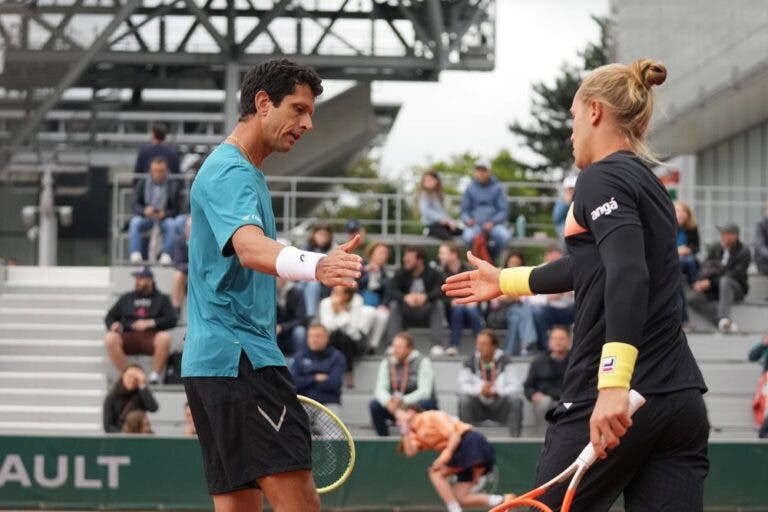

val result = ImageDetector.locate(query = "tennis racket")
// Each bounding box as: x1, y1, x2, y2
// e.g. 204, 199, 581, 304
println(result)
298, 395, 356, 494
490, 390, 646, 512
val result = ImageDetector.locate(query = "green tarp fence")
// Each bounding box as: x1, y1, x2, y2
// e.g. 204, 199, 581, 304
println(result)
0, 435, 766, 510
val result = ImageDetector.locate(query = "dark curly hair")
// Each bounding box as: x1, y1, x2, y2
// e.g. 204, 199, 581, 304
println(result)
239, 59, 323, 121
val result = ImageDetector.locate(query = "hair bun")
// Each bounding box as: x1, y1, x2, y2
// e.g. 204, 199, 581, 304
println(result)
631, 59, 667, 88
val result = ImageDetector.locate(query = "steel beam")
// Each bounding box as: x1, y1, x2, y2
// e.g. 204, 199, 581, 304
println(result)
183, 0, 229, 53
1, 0, 142, 171
238, 0, 291, 53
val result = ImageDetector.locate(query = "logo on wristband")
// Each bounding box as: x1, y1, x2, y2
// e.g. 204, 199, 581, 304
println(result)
300, 254, 306, 262
600, 356, 616, 373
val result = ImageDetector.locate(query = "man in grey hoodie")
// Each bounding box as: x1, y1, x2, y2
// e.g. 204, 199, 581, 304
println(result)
460, 162, 511, 260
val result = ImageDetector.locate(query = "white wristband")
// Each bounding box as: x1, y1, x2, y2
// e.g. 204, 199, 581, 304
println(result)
275, 246, 325, 281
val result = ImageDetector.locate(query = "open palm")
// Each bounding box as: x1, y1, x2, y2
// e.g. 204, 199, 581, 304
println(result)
441, 251, 502, 304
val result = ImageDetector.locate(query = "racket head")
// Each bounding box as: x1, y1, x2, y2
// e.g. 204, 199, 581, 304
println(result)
298, 395, 356, 494
490, 497, 553, 511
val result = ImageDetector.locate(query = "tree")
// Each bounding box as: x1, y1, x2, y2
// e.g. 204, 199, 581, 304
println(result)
509, 15, 610, 171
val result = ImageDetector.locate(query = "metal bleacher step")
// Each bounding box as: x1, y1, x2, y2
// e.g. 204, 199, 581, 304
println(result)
0, 404, 102, 424
686, 332, 759, 362
0, 355, 105, 373
0, 307, 104, 324
0, 338, 104, 357
0, 371, 106, 390
0, 421, 102, 434
0, 292, 110, 309
0, 322, 104, 340
0, 388, 103, 407
0, 284, 111, 295
704, 395, 755, 430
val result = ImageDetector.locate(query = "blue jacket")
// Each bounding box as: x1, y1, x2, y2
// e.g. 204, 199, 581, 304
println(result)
460, 176, 508, 225
290, 345, 346, 405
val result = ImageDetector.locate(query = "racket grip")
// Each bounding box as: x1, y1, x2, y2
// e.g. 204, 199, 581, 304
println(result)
576, 390, 646, 467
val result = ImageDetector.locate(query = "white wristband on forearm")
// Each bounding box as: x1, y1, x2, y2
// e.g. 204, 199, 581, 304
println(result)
275, 246, 325, 281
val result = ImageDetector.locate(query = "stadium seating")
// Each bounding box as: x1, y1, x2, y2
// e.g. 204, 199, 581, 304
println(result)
0, 264, 765, 440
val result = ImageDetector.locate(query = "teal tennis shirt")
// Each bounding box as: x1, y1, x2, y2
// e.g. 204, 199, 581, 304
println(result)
181, 143, 286, 377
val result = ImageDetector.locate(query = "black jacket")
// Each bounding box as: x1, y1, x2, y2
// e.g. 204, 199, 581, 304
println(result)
523, 352, 569, 402
277, 285, 308, 333
386, 265, 444, 303
131, 176, 181, 217
102, 388, 159, 433
755, 217, 768, 268
681, 227, 700, 254
104, 288, 177, 331
701, 240, 751, 294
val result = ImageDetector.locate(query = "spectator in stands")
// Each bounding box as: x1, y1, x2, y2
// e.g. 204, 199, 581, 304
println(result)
276, 276, 308, 356
103, 365, 159, 433
749, 333, 768, 438
171, 215, 190, 318
460, 161, 511, 261
552, 174, 577, 242
319, 286, 380, 387
458, 329, 524, 437
530, 246, 575, 349
290, 323, 346, 407
183, 402, 196, 437
134, 122, 180, 175
128, 156, 181, 264
438, 241, 483, 356
523, 325, 570, 436
301, 223, 335, 317
103, 266, 177, 384
369, 332, 437, 436
395, 405, 511, 511
359, 242, 391, 352
386, 246, 446, 351
418, 170, 462, 240
485, 250, 538, 356
675, 201, 700, 327
755, 201, 768, 278
360, 242, 390, 307
345, 219, 367, 251
689, 223, 751, 333
122, 410, 154, 434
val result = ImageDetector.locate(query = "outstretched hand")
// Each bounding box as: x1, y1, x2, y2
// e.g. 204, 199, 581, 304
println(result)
441, 251, 503, 304
315, 234, 363, 289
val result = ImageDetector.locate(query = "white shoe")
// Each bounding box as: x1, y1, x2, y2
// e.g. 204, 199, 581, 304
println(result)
159, 253, 173, 266
729, 321, 739, 334
445, 346, 459, 356
717, 318, 731, 333
129, 252, 143, 264
430, 345, 445, 357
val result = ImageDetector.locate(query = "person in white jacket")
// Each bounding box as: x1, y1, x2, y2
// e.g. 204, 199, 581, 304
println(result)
458, 329, 524, 437
319, 286, 383, 387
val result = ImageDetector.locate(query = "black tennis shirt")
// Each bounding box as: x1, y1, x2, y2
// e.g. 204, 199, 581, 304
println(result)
533, 151, 707, 403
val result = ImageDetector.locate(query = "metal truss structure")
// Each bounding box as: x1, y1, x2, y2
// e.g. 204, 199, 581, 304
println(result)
0, 0, 496, 170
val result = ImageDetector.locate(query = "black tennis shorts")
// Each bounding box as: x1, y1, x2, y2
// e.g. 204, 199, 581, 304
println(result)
183, 352, 312, 494
535, 388, 709, 511
449, 430, 496, 482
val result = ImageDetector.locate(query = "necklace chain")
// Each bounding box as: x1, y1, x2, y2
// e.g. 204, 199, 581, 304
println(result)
226, 135, 256, 166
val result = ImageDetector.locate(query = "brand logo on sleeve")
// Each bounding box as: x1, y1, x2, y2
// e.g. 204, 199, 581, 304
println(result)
590, 197, 618, 220
600, 356, 616, 373
241, 214, 260, 221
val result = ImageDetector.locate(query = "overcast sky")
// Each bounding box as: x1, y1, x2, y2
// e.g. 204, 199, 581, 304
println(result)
373, 0, 610, 177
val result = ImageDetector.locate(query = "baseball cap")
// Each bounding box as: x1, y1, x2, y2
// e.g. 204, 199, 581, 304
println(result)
474, 161, 491, 170
345, 219, 362, 233
131, 266, 155, 279
716, 223, 740, 234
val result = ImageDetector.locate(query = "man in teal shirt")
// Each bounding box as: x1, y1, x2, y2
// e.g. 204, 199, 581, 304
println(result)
182, 59, 362, 512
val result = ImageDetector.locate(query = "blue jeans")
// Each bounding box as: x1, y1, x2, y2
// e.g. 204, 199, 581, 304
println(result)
128, 215, 175, 257
448, 304, 483, 347
369, 398, 438, 436
680, 255, 699, 284
172, 214, 189, 239
277, 325, 307, 356
532, 303, 575, 351
504, 302, 538, 355
462, 224, 512, 259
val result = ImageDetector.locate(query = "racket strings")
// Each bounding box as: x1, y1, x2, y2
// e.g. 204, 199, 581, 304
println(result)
302, 403, 352, 488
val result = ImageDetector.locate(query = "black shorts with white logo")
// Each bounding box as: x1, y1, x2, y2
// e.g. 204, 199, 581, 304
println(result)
184, 352, 312, 494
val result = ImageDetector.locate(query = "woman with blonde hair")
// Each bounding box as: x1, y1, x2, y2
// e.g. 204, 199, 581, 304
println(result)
418, 170, 462, 240
675, 201, 701, 326
444, 59, 708, 510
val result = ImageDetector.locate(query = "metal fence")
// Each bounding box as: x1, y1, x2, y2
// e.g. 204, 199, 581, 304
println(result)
110, 173, 561, 265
